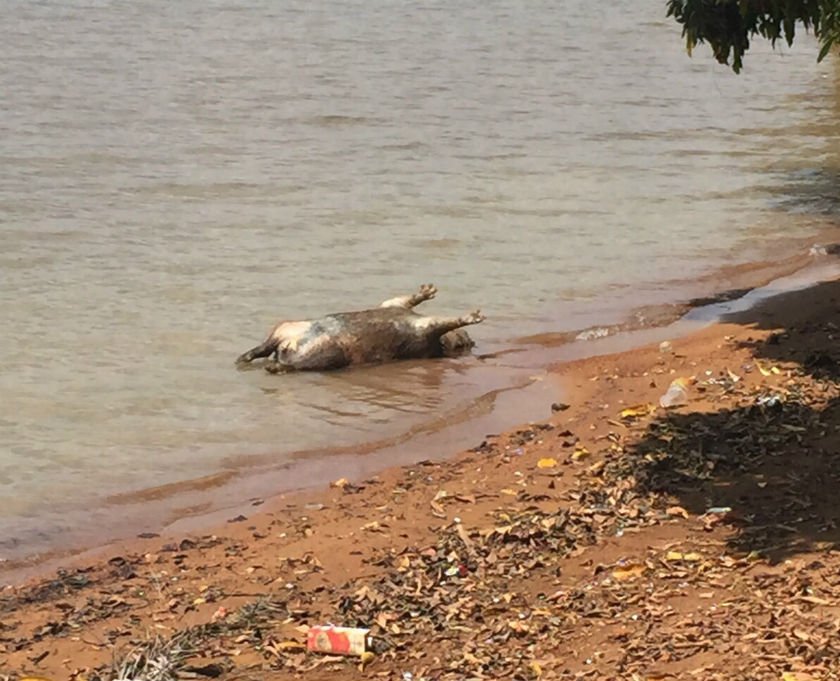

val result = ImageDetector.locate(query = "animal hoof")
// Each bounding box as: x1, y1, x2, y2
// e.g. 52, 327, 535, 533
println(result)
419, 283, 437, 300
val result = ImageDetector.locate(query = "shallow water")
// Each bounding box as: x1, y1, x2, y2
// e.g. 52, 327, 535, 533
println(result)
2, 0, 840, 558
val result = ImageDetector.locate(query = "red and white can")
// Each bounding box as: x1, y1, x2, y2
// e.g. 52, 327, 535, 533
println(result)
306, 625, 369, 656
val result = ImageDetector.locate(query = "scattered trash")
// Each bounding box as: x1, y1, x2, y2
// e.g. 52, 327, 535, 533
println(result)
307, 625, 370, 656
659, 377, 690, 408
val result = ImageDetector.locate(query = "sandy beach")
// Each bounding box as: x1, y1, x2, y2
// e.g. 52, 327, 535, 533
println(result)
5, 270, 840, 680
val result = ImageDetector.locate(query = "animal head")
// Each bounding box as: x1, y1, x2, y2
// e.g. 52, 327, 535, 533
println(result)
440, 328, 475, 357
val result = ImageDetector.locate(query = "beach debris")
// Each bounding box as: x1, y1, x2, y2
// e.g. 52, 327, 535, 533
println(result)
658, 377, 690, 408
658, 340, 673, 354
306, 625, 370, 656
536, 457, 557, 469
550, 401, 570, 412
331, 478, 350, 488
809, 243, 828, 256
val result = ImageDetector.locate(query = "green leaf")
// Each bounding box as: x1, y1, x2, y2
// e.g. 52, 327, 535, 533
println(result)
818, 36, 835, 61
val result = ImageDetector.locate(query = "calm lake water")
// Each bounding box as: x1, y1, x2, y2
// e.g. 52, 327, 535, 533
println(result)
1, 0, 839, 559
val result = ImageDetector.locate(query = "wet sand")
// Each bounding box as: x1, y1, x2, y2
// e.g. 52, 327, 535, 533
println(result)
6, 266, 840, 679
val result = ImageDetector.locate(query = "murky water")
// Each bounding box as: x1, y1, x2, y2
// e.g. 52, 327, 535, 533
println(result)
2, 0, 839, 558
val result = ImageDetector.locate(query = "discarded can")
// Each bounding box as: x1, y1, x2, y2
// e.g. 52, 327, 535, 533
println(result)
307, 625, 369, 656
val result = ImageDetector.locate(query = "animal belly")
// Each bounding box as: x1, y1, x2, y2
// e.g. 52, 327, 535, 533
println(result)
278, 311, 437, 370
286, 333, 349, 371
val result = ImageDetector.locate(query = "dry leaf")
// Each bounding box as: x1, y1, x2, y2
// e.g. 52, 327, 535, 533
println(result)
797, 595, 831, 605
274, 640, 306, 651
571, 447, 590, 461
612, 562, 647, 581
537, 457, 557, 469
359, 651, 376, 670
430, 500, 446, 517
755, 361, 781, 377
528, 661, 543, 678
620, 403, 655, 419
361, 521, 385, 532
665, 551, 703, 562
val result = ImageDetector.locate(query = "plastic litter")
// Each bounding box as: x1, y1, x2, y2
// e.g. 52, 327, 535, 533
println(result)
659, 377, 690, 408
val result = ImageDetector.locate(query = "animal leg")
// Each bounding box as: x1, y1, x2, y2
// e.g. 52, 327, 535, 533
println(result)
236, 337, 280, 364
418, 309, 485, 336
380, 283, 437, 309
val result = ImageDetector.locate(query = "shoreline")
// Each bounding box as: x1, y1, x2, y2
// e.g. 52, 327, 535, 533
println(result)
6, 257, 840, 677
3, 247, 840, 582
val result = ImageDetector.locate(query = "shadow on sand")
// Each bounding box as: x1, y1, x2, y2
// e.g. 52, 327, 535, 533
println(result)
616, 277, 840, 563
